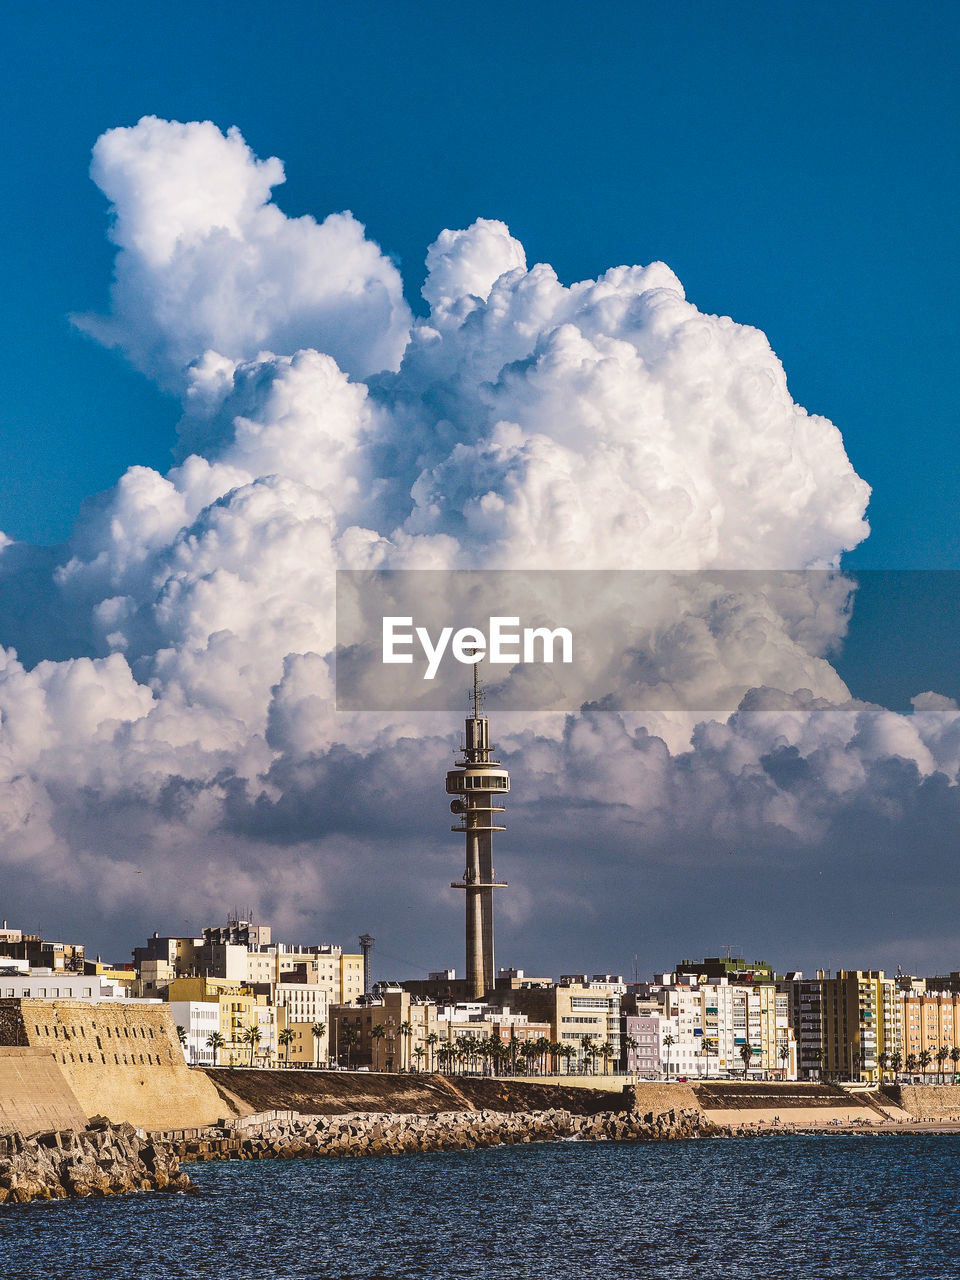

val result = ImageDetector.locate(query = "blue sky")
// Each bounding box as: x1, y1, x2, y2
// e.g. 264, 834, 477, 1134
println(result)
2, 1, 957, 562
1, 3, 960, 974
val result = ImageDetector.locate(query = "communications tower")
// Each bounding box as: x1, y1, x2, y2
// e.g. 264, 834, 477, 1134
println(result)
446, 665, 509, 999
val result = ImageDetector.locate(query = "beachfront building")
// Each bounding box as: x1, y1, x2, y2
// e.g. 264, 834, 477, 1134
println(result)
815, 970, 900, 1083
900, 987, 960, 1078
510, 979, 622, 1072
623, 1014, 661, 1078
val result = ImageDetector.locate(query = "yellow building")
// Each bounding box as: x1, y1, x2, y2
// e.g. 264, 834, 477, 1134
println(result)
819, 970, 900, 1083
276, 1009, 328, 1066
166, 976, 276, 1066
901, 989, 960, 1075
330, 990, 438, 1071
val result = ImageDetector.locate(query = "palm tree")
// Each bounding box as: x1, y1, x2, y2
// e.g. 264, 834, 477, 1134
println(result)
623, 1035, 638, 1073
533, 1036, 551, 1075
560, 1043, 577, 1075
398, 1021, 413, 1072
176, 1025, 188, 1058
241, 1025, 261, 1066
426, 1032, 439, 1073
342, 1025, 360, 1069
662, 1033, 676, 1079
278, 1027, 294, 1064
548, 1040, 564, 1075
919, 1048, 933, 1081
491, 1039, 510, 1077
206, 1030, 225, 1066
311, 1022, 326, 1067
950, 1046, 960, 1082
412, 1044, 426, 1072
905, 1052, 918, 1077
937, 1046, 950, 1083
371, 1024, 387, 1071
776, 1042, 790, 1079
739, 1042, 754, 1078
890, 1050, 903, 1080
878, 1050, 890, 1082
580, 1037, 598, 1075
599, 1042, 615, 1075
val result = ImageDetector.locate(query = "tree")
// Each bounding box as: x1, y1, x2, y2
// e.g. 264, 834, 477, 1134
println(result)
905, 1052, 918, 1076
937, 1046, 950, 1083
579, 1037, 600, 1075
599, 1042, 615, 1076
371, 1024, 387, 1071
739, 1043, 754, 1078
278, 1027, 295, 1064
176, 1025, 188, 1056
778, 1042, 791, 1079
878, 1051, 890, 1082
950, 1046, 960, 1082
412, 1044, 426, 1072
548, 1040, 564, 1075
398, 1021, 413, 1072
519, 1041, 538, 1074
241, 1025, 261, 1067
623, 1035, 638, 1073
890, 1050, 903, 1080
311, 1022, 327, 1067
426, 1032, 440, 1073
342, 1025, 360, 1069
662, 1033, 676, 1079
919, 1049, 933, 1080
560, 1043, 577, 1075
206, 1030, 225, 1066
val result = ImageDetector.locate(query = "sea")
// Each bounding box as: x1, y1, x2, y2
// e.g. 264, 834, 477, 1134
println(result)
2, 1133, 958, 1279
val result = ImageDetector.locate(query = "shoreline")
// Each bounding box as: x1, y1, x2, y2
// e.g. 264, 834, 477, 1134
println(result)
6, 1104, 960, 1203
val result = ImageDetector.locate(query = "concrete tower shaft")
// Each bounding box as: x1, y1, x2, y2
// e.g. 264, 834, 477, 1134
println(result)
446, 666, 509, 999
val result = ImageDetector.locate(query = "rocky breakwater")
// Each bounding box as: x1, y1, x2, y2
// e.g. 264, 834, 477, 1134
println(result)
170, 1103, 726, 1162
0, 1119, 189, 1204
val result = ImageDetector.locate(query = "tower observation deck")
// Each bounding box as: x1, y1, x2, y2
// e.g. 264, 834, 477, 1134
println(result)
446, 665, 509, 999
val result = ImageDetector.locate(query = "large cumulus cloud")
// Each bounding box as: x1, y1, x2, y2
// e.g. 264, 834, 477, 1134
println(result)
0, 116, 951, 973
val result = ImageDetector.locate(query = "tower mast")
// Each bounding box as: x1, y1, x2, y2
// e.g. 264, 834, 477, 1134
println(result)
447, 662, 509, 999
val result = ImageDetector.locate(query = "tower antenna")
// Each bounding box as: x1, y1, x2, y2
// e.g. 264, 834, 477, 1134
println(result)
447, 660, 508, 999
470, 654, 484, 718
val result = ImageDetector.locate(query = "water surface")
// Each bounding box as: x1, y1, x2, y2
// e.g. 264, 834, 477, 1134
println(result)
2, 1134, 957, 1279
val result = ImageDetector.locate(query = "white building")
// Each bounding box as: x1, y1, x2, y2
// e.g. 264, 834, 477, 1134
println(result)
0, 970, 138, 1002
168, 1000, 222, 1065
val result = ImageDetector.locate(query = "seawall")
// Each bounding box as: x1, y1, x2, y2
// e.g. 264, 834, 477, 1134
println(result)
0, 1048, 88, 1135
0, 1000, 232, 1130
884, 1084, 960, 1118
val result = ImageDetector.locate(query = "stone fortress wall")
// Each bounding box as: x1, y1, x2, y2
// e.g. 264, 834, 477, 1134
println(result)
0, 1000, 232, 1130
0, 1048, 88, 1134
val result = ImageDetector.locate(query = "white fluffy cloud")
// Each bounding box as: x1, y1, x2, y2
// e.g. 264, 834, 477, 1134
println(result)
74, 117, 411, 387
0, 116, 954, 970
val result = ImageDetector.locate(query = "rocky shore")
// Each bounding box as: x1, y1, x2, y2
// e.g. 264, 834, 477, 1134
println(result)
168, 1103, 730, 1162
0, 1103, 739, 1204
0, 1119, 190, 1204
